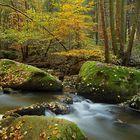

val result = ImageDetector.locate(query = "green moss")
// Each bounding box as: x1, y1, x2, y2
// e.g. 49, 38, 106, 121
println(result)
1, 116, 86, 140
77, 61, 140, 103
0, 116, 17, 129
0, 59, 62, 91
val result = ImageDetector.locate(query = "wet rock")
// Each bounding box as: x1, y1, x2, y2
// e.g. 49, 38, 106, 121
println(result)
0, 87, 3, 94
0, 59, 62, 91
113, 119, 128, 127
48, 101, 70, 115
3, 88, 13, 94
3, 88, 18, 94
129, 56, 140, 69
71, 94, 85, 102
0, 116, 87, 140
63, 75, 78, 93
128, 94, 140, 111
55, 95, 73, 104
77, 61, 140, 103
3, 103, 48, 118
3, 100, 71, 118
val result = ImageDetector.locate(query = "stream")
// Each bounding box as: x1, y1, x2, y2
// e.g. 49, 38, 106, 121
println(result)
0, 92, 140, 140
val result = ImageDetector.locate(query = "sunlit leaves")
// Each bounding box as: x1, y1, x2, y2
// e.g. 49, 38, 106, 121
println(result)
0, 0, 95, 51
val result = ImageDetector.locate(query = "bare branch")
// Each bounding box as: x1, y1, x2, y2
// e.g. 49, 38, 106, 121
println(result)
0, 3, 67, 51
0, 3, 32, 20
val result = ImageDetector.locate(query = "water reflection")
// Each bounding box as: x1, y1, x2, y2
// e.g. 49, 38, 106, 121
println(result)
0, 91, 62, 113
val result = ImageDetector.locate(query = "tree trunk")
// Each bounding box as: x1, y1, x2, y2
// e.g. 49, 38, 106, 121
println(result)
44, 39, 52, 57
109, 0, 117, 55
123, 0, 140, 65
116, 0, 121, 47
119, 0, 127, 57
99, 0, 109, 63
95, 0, 99, 45
21, 45, 29, 62
136, 20, 140, 41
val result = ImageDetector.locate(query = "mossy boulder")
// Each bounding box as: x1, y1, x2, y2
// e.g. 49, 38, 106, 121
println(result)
0, 116, 86, 140
0, 59, 62, 91
77, 61, 140, 103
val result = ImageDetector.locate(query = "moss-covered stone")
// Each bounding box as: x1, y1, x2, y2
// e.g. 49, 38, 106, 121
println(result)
77, 61, 140, 103
0, 116, 87, 140
0, 59, 62, 91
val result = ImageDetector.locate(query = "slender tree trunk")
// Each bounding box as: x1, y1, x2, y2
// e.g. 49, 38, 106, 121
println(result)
95, 0, 99, 45
44, 39, 52, 57
109, 0, 117, 55
116, 0, 121, 47
99, 0, 109, 63
119, 0, 127, 56
136, 20, 140, 41
21, 45, 29, 62
127, 0, 132, 40
123, 0, 140, 65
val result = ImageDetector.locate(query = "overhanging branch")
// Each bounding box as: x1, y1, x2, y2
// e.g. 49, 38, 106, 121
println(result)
0, 3, 67, 51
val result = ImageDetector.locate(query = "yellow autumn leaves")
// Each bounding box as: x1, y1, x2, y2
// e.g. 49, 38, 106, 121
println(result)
54, 49, 118, 63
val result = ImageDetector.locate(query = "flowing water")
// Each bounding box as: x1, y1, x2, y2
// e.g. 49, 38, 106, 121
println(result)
53, 99, 140, 140
0, 92, 140, 140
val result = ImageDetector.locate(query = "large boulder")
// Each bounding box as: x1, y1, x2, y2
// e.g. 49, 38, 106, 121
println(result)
0, 59, 62, 91
0, 116, 87, 140
77, 61, 140, 103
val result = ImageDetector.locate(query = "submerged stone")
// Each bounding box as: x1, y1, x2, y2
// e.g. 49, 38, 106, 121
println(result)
77, 61, 140, 103
0, 59, 62, 91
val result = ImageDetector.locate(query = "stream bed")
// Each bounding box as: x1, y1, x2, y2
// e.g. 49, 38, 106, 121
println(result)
0, 92, 140, 140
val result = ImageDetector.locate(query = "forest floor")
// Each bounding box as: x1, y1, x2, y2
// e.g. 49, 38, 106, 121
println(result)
23, 49, 120, 76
